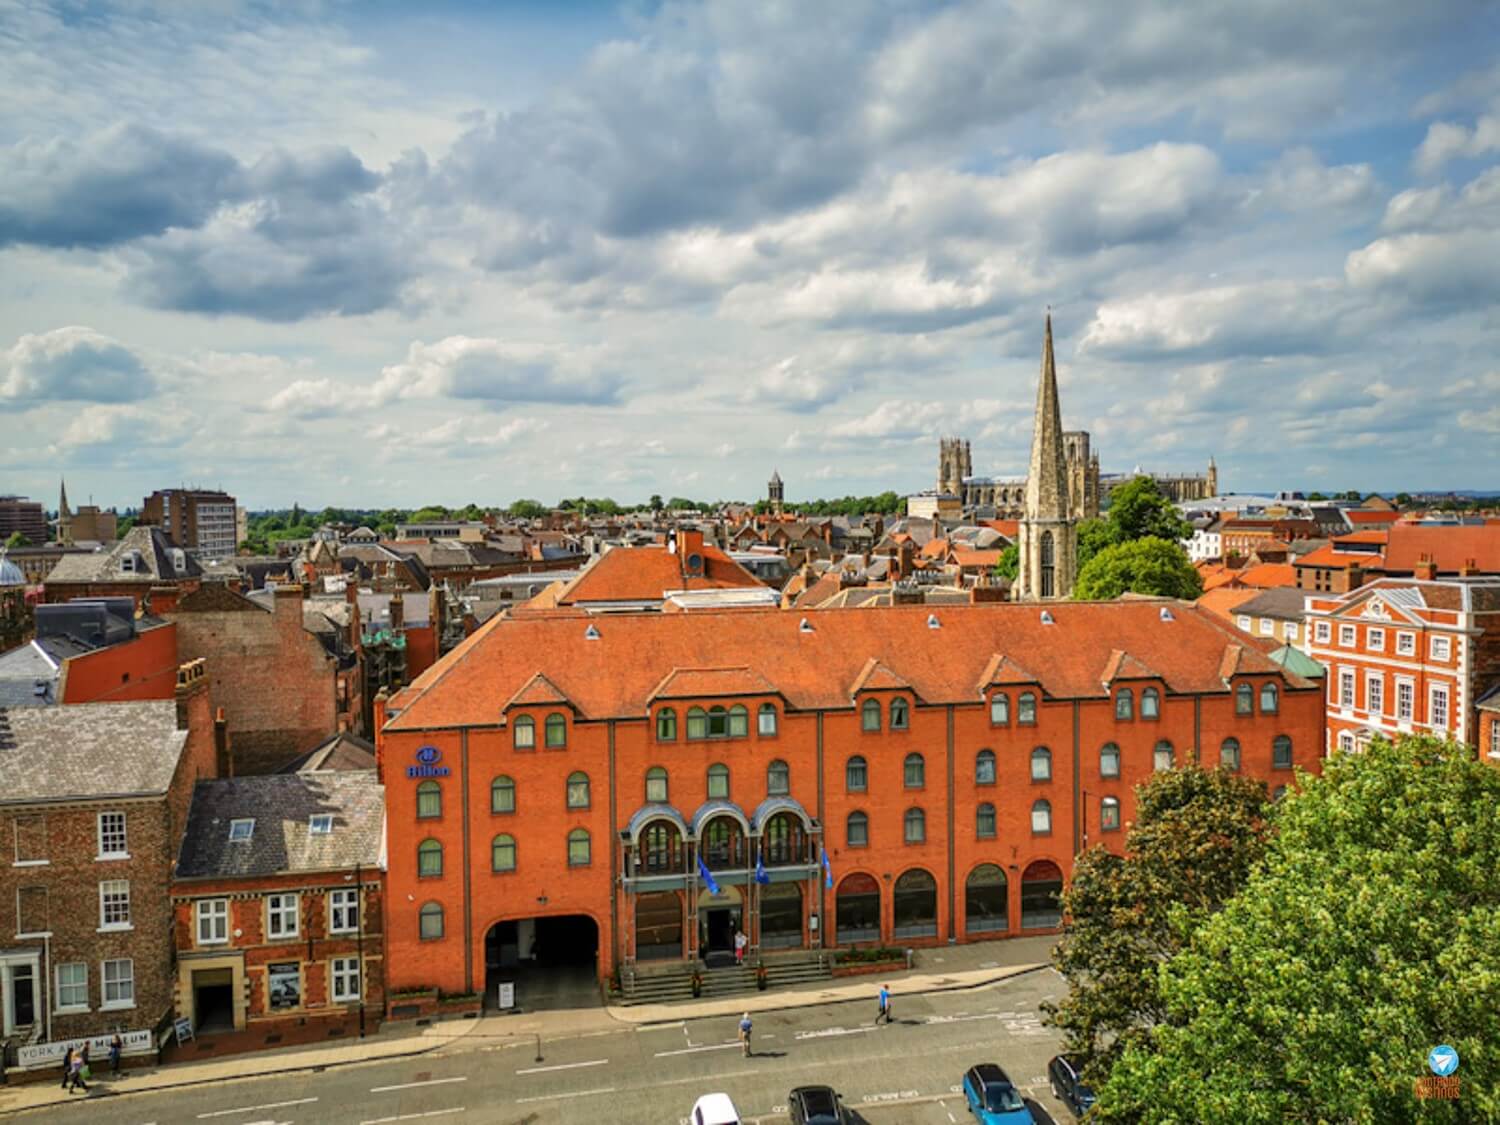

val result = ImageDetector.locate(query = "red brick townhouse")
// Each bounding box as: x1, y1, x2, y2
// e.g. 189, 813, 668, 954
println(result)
170, 770, 385, 1051
375, 599, 1324, 1000
1306, 577, 1500, 754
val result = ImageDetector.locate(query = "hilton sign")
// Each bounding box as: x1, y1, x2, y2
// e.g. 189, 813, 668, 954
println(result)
407, 745, 451, 779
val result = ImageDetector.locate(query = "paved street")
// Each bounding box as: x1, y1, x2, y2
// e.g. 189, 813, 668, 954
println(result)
5, 971, 1072, 1125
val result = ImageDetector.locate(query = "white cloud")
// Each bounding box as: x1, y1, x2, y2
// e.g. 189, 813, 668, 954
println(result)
3, 327, 155, 405
371, 336, 624, 407
1414, 116, 1500, 175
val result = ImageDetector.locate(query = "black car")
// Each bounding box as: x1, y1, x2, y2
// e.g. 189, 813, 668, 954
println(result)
789, 1085, 850, 1125
1048, 1055, 1097, 1117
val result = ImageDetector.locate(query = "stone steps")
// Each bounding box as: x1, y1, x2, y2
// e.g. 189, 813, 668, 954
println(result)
620, 954, 831, 1005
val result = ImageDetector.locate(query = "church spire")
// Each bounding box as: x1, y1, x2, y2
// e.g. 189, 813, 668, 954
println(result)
1024, 313, 1069, 521
59, 477, 70, 519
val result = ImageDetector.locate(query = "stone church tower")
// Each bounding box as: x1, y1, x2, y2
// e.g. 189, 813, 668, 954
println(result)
1016, 315, 1078, 601
768, 469, 784, 517
938, 437, 971, 495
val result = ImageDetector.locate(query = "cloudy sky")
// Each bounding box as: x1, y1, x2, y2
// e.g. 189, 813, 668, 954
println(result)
3, 0, 1498, 510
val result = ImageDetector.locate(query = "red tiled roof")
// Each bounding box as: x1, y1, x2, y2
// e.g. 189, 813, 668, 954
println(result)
388, 600, 1309, 730
982, 520, 1020, 540
793, 571, 842, 609
649, 666, 779, 701
1100, 649, 1157, 684
850, 657, 912, 696
978, 652, 1042, 689
504, 672, 571, 710
1295, 544, 1385, 569
1345, 510, 1398, 525
546, 544, 764, 605
951, 548, 1004, 568
920, 538, 950, 560
1237, 563, 1297, 589
1383, 524, 1500, 573
1339, 530, 1390, 545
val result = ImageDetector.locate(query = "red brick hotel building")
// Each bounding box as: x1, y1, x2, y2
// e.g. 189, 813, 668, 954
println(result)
375, 599, 1323, 997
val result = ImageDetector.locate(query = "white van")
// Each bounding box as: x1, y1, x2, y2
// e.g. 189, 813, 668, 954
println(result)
690, 1092, 742, 1125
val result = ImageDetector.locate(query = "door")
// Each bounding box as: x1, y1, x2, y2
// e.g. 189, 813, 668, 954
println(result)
12, 964, 36, 1027
704, 907, 737, 953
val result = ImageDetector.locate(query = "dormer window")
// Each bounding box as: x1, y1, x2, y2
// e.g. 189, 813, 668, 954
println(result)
309, 815, 333, 835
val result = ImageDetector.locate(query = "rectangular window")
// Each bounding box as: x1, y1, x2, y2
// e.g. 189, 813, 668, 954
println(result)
1430, 685, 1450, 729
1339, 670, 1355, 709
1339, 624, 1356, 647
1431, 635, 1451, 662
99, 880, 131, 930
17, 885, 48, 936
1258, 619, 1273, 636
1286, 622, 1298, 641
1397, 632, 1416, 656
1367, 675, 1384, 715
196, 899, 229, 945
1397, 680, 1414, 721
329, 888, 359, 935
308, 814, 333, 835
97, 811, 128, 858
331, 956, 361, 1002
13, 814, 46, 864
102, 958, 134, 1009
1367, 627, 1384, 652
1314, 621, 1331, 644
228, 818, 255, 843
267, 893, 300, 939
1238, 615, 1251, 631
56, 962, 88, 1011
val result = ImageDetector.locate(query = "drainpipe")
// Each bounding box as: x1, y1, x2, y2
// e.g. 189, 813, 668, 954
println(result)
43, 933, 52, 1045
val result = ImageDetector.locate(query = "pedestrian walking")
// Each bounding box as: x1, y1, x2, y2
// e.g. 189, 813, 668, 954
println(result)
109, 1033, 123, 1076
60, 1047, 73, 1090
67, 1048, 88, 1093
738, 1011, 753, 1057
733, 928, 748, 965
876, 983, 892, 1025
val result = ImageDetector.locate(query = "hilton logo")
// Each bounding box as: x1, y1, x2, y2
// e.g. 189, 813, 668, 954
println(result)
407, 745, 452, 779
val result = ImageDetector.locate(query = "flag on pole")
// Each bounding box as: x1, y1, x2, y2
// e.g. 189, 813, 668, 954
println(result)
698, 854, 722, 896
755, 855, 771, 885
820, 847, 833, 889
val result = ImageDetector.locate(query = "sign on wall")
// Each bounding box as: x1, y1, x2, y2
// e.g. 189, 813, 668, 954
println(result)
407, 744, 452, 780
18, 1029, 153, 1069
497, 981, 515, 1010
268, 962, 301, 1010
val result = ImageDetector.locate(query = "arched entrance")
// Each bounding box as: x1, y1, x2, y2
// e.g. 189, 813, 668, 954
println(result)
1020, 861, 1064, 930
965, 864, 1008, 934
759, 882, 803, 949
836, 873, 881, 944
635, 892, 684, 961
893, 868, 938, 938
697, 883, 743, 960
484, 914, 599, 1011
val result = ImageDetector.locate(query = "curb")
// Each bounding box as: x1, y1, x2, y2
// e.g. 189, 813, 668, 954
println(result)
618, 962, 1051, 1027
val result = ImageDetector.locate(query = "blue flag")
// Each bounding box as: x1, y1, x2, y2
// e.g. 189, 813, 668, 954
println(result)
698, 854, 721, 896
755, 855, 771, 885
820, 847, 833, 889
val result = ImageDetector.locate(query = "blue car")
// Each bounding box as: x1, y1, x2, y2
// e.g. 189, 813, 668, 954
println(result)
962, 1063, 1036, 1124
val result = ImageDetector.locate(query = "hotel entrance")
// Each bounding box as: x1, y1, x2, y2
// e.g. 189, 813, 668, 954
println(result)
697, 885, 742, 965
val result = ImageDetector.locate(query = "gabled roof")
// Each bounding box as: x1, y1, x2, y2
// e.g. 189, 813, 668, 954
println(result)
1233, 586, 1309, 622
1219, 643, 1246, 682
278, 731, 377, 773
849, 657, 912, 696
976, 652, 1042, 691
649, 666, 779, 702
1100, 649, 1157, 685
504, 672, 573, 710
1383, 524, 1500, 573
545, 544, 764, 606
45, 526, 203, 585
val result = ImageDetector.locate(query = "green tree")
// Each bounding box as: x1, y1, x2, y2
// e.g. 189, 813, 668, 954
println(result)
1096, 736, 1500, 1124
1106, 476, 1192, 544
1045, 766, 1271, 1085
649, 494, 664, 511
1307, 490, 1327, 501
4, 531, 30, 549
1394, 491, 1413, 508
508, 499, 547, 520
1342, 488, 1361, 502
1074, 537, 1203, 600
1077, 516, 1118, 571
994, 543, 1019, 580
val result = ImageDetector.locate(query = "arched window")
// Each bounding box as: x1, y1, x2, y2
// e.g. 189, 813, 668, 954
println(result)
1236, 683, 1254, 715
846, 755, 867, 792
1031, 747, 1052, 782
416, 781, 442, 819
904, 753, 925, 789
758, 704, 778, 736
418, 901, 444, 941
645, 766, 668, 803
1040, 530, 1055, 598
990, 693, 1010, 725
641, 821, 681, 874
686, 707, 708, 740
1101, 797, 1121, 832
1018, 692, 1037, 724
1021, 860, 1063, 929
976, 802, 997, 838
566, 771, 590, 809
763, 812, 805, 865
513, 715, 535, 749
1220, 738, 1241, 772
656, 708, 677, 741
701, 817, 743, 868
767, 759, 790, 796
1153, 740, 1174, 772
491, 834, 516, 872
1115, 688, 1134, 720
893, 869, 938, 938
890, 697, 910, 730
904, 807, 926, 844
1141, 687, 1160, 719
1273, 734, 1294, 769
707, 763, 730, 799
861, 698, 882, 732
966, 864, 1008, 934
846, 810, 869, 847
491, 775, 515, 814
1030, 799, 1052, 835
836, 873, 881, 943
1260, 682, 1279, 714
728, 704, 749, 737
567, 828, 591, 867
975, 749, 996, 785
1100, 742, 1121, 779
544, 712, 567, 748
417, 838, 443, 878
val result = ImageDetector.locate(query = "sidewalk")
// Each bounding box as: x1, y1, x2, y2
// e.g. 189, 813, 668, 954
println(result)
607, 934, 1057, 1025
0, 1016, 481, 1117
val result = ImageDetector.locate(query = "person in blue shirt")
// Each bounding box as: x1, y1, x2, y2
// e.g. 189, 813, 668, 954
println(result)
877, 984, 892, 1025
738, 1012, 753, 1056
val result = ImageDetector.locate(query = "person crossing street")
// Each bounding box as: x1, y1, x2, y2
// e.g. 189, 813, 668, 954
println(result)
876, 983, 892, 1025
738, 1011, 753, 1057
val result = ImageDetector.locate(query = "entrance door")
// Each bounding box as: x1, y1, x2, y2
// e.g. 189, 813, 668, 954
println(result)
702, 907, 739, 955
11, 964, 36, 1027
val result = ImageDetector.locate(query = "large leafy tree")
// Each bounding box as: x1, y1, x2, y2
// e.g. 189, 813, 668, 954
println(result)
1077, 516, 1117, 571
1075, 536, 1202, 600
1095, 737, 1500, 1124
1044, 766, 1272, 1084
1105, 476, 1193, 543
993, 543, 1019, 580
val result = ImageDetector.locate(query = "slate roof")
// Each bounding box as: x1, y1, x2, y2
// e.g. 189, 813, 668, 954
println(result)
1233, 586, 1309, 622
175, 771, 384, 879
278, 731, 377, 772
0, 701, 187, 803
45, 526, 203, 584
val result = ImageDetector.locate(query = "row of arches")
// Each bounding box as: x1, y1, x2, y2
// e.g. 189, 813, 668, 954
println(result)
633, 810, 811, 874
834, 861, 1063, 942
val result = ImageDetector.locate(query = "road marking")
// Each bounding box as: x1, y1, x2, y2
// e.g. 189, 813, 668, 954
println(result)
359, 1110, 465, 1125
654, 1040, 741, 1056
370, 1076, 468, 1093
795, 1025, 877, 1040
515, 1058, 608, 1074
197, 1100, 319, 1118
515, 1086, 616, 1104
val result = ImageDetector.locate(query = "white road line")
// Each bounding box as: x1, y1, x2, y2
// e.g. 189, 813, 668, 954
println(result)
197, 1099, 319, 1118
794, 1026, 877, 1040
515, 1058, 608, 1075
654, 1041, 741, 1057
370, 1076, 468, 1093
515, 1086, 616, 1104
359, 1109, 465, 1125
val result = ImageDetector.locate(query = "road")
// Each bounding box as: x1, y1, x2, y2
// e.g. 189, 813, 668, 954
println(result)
13, 971, 1074, 1125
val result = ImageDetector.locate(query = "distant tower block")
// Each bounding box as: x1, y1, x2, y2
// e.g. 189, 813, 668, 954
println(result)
768, 469, 785, 517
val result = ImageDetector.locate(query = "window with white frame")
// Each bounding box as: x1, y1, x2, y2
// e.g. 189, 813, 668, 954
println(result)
1238, 615, 1251, 631
1397, 680, 1415, 720
1367, 674, 1384, 715
1258, 618, 1273, 636
1286, 621, 1299, 641
1397, 631, 1415, 656
228, 818, 255, 843
1367, 627, 1385, 652
330, 887, 359, 934
1430, 685, 1450, 729
308, 814, 333, 835
1431, 635, 1451, 661
1314, 620, 1331, 644
56, 962, 88, 1011
1337, 731, 1355, 753
267, 893, 299, 938
99, 880, 131, 930
331, 956, 361, 1002
1339, 624, 1356, 647
102, 958, 134, 1008
1339, 670, 1355, 709
196, 898, 229, 945
97, 811, 127, 858
1491, 718, 1500, 758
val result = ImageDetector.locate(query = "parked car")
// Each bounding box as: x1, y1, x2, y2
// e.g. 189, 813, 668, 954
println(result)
962, 1063, 1036, 1124
1048, 1054, 1097, 1117
789, 1084, 850, 1124
691, 1092, 742, 1125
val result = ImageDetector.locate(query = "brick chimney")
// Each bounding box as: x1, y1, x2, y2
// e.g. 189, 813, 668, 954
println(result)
1459, 557, 1479, 577
272, 582, 302, 625
175, 658, 216, 778
214, 706, 233, 778
390, 591, 405, 632
1414, 554, 1438, 581
892, 580, 924, 606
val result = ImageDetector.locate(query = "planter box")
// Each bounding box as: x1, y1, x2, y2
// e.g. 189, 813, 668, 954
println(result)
387, 991, 438, 1020
831, 960, 904, 978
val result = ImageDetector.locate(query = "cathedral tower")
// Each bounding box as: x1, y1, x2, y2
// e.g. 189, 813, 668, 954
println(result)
937, 437, 971, 496
1016, 315, 1078, 601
